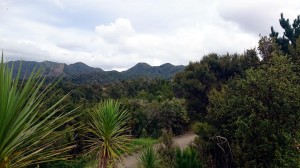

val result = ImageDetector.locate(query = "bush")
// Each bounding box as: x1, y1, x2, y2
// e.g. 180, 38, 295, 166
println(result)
207, 55, 300, 166
38, 157, 89, 168
138, 146, 162, 168
123, 98, 189, 138
175, 147, 203, 168
157, 130, 177, 167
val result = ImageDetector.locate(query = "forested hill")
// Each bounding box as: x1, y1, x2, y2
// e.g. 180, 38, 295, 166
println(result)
6, 60, 185, 84
123, 62, 185, 79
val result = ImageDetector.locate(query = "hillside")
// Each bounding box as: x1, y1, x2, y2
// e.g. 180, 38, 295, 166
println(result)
6, 60, 185, 84
122, 62, 185, 79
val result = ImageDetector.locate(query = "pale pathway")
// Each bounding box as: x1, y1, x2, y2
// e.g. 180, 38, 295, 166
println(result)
117, 132, 197, 168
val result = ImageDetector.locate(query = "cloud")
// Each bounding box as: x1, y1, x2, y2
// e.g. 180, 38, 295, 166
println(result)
0, 0, 298, 70
95, 18, 135, 43
92, 18, 258, 67
0, 16, 258, 70
0, 39, 50, 62
217, 0, 300, 35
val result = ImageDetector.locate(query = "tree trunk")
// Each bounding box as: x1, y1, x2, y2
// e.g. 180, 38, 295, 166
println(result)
0, 157, 9, 168
98, 154, 108, 168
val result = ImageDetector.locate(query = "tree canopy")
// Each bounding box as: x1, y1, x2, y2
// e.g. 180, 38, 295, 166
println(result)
207, 55, 300, 167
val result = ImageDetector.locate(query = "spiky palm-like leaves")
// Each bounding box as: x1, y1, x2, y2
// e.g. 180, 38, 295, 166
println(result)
138, 146, 162, 168
0, 55, 77, 168
175, 147, 203, 168
85, 100, 131, 168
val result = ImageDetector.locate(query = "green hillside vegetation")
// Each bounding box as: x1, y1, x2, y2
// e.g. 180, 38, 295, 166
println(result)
6, 61, 185, 84
1, 13, 300, 168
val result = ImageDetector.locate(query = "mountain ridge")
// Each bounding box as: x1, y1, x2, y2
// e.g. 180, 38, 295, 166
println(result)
7, 60, 186, 84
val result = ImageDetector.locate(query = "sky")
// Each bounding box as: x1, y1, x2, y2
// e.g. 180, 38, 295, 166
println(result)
0, 0, 299, 71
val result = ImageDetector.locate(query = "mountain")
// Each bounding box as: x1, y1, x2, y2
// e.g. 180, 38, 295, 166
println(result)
6, 61, 59, 77
125, 63, 152, 73
6, 60, 185, 84
122, 62, 185, 79
64, 62, 103, 75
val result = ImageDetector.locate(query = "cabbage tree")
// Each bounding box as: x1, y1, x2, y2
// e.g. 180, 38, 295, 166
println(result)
0, 55, 76, 168
85, 100, 131, 168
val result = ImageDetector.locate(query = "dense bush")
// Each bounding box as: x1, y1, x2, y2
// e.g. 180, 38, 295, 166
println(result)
207, 55, 300, 167
38, 157, 90, 168
123, 98, 189, 138
174, 51, 259, 121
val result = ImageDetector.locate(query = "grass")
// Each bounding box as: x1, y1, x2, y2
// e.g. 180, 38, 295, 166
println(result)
127, 138, 159, 154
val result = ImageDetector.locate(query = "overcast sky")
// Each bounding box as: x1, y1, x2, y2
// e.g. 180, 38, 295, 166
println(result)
0, 0, 299, 70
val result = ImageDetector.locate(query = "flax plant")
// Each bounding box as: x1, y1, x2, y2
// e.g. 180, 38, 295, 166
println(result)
138, 146, 162, 168
0, 54, 76, 168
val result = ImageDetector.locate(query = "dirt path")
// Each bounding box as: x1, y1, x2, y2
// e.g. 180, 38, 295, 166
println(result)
117, 132, 197, 168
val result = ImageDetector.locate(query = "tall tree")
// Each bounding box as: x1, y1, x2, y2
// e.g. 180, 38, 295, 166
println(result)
270, 13, 300, 55
174, 51, 259, 121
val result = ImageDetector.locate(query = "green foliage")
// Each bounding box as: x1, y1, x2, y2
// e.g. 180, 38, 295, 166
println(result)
157, 131, 177, 168
125, 62, 185, 80
158, 99, 189, 135
109, 78, 175, 100
136, 100, 162, 138
123, 98, 189, 138
175, 147, 203, 168
174, 51, 259, 121
127, 138, 159, 154
0, 55, 77, 168
192, 123, 232, 167
258, 35, 283, 63
140, 129, 149, 138
207, 55, 300, 167
84, 99, 131, 168
269, 13, 300, 68
6, 59, 184, 85
192, 122, 216, 142
270, 13, 300, 54
122, 99, 149, 137
38, 156, 90, 168
138, 146, 162, 168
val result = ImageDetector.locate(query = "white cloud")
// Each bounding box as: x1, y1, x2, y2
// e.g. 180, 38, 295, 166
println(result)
0, 0, 299, 70
217, 0, 300, 35
95, 18, 135, 43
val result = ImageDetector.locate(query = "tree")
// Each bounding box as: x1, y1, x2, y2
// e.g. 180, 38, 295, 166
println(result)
270, 13, 300, 56
0, 55, 77, 168
174, 53, 220, 121
158, 99, 189, 135
174, 52, 259, 121
258, 35, 282, 62
207, 55, 300, 167
123, 98, 189, 138
85, 100, 131, 168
